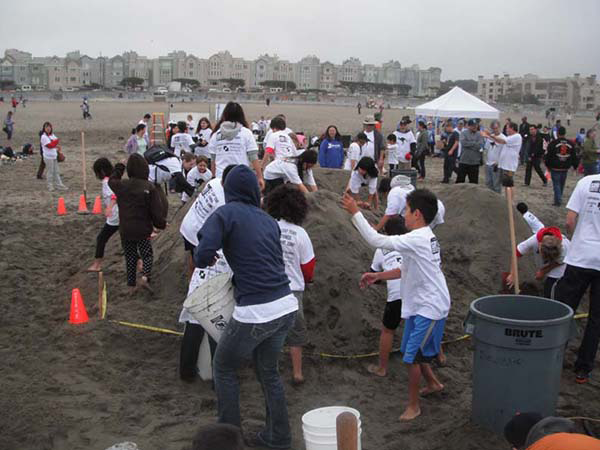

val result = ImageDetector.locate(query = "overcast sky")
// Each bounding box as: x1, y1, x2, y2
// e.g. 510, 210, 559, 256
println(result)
2, 0, 599, 80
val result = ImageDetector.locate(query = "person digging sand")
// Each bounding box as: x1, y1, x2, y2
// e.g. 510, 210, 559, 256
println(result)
343, 188, 450, 421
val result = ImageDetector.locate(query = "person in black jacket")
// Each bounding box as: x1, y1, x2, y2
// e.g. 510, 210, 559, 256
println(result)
109, 154, 167, 291
524, 124, 548, 187
544, 127, 578, 206
519, 116, 531, 165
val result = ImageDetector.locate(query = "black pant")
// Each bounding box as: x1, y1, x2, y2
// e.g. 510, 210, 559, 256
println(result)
555, 265, 600, 373
415, 153, 426, 178
95, 223, 119, 258
525, 157, 546, 185
122, 238, 153, 286
180, 322, 218, 380
442, 154, 456, 182
544, 276, 558, 299
456, 163, 479, 184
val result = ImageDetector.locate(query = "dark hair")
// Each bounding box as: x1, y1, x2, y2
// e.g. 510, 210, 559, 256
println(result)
508, 122, 518, 132
406, 189, 438, 225
42, 121, 53, 135
222, 164, 236, 183
270, 116, 286, 131
265, 184, 309, 225
324, 125, 341, 141
214, 102, 249, 131
384, 216, 408, 236
377, 177, 392, 194
196, 155, 209, 165
356, 132, 368, 142
182, 152, 196, 163
130, 128, 136, 135
418, 121, 427, 129
93, 157, 113, 179
557, 126, 566, 137
126, 153, 149, 180
135, 123, 146, 133
144, 113, 151, 119
387, 134, 397, 142
504, 413, 543, 449
444, 121, 454, 128
192, 423, 244, 450
355, 156, 378, 178
199, 116, 212, 130
296, 149, 318, 182
177, 121, 188, 133
529, 124, 538, 130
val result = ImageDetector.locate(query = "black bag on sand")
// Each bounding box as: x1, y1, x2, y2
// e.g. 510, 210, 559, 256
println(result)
144, 145, 176, 166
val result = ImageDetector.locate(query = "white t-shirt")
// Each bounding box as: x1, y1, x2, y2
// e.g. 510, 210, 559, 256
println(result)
352, 213, 451, 320
349, 170, 377, 195
387, 143, 399, 165
171, 132, 195, 157
181, 167, 213, 203
194, 128, 213, 158
179, 178, 225, 246
264, 159, 316, 186
565, 175, 600, 270
265, 130, 299, 159
264, 127, 293, 148
209, 126, 258, 177
148, 156, 182, 184
385, 185, 415, 216
498, 133, 522, 172
393, 130, 416, 163
139, 119, 149, 139
517, 232, 569, 279
179, 251, 231, 324
187, 120, 195, 135
232, 292, 298, 324
348, 142, 363, 165
371, 248, 403, 302
40, 133, 58, 159
429, 200, 445, 229
484, 135, 505, 166
278, 220, 315, 292
102, 178, 119, 226
456, 127, 464, 158
363, 131, 375, 160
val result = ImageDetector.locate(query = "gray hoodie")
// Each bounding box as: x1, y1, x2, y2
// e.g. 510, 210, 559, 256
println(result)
218, 121, 242, 140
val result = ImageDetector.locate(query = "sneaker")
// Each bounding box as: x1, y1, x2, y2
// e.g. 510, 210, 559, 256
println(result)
48, 186, 55, 192
57, 185, 69, 191
575, 370, 590, 384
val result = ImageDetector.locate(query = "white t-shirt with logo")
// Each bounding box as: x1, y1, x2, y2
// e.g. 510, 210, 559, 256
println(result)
263, 127, 293, 149
385, 185, 415, 216
387, 143, 399, 165
565, 175, 600, 270
363, 130, 376, 160
148, 156, 182, 184
209, 126, 258, 177
40, 133, 58, 160
352, 213, 451, 320
179, 251, 231, 324
171, 132, 195, 157
517, 233, 570, 279
393, 130, 416, 163
484, 135, 505, 166
265, 130, 299, 159
264, 159, 316, 186
278, 220, 315, 292
181, 167, 213, 203
371, 248, 402, 302
180, 178, 225, 246
102, 178, 119, 226
349, 170, 377, 195
498, 133, 522, 172
195, 128, 213, 158
347, 142, 363, 166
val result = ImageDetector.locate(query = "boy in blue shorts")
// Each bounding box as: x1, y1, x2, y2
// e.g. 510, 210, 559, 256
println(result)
343, 188, 451, 421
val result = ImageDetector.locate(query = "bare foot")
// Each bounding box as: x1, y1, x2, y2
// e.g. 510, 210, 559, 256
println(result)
436, 353, 447, 366
399, 406, 421, 421
367, 364, 387, 377
420, 383, 444, 396
136, 259, 143, 274
138, 276, 154, 293
292, 376, 305, 386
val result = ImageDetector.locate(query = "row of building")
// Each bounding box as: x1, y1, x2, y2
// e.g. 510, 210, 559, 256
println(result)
0, 49, 442, 96
477, 73, 600, 111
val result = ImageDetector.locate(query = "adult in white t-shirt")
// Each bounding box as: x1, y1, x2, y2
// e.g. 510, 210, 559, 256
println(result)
208, 103, 263, 189
483, 122, 522, 182
393, 121, 416, 168
554, 174, 600, 382
483, 120, 504, 193
40, 122, 67, 191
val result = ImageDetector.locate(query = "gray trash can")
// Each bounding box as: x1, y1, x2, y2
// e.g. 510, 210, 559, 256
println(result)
464, 295, 574, 434
390, 168, 417, 187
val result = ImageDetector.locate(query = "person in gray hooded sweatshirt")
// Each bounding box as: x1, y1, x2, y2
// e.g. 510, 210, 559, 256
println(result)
456, 119, 484, 184
208, 102, 265, 191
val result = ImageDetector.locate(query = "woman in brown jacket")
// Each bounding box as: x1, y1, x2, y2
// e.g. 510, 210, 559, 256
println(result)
109, 154, 167, 291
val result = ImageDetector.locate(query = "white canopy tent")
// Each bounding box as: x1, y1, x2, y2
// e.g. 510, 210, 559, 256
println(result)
415, 86, 500, 119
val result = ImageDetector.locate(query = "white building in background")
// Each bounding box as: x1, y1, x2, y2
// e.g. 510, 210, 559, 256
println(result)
477, 73, 600, 110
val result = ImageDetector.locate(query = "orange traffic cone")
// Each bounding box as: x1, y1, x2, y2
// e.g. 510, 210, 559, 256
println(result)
69, 288, 89, 324
57, 197, 67, 215
77, 194, 89, 214
92, 196, 102, 214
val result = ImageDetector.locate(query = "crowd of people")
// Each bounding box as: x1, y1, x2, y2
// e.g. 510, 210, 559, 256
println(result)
22, 100, 600, 448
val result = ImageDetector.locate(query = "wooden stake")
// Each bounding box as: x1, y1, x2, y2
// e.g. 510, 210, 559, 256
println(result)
81, 131, 87, 201
506, 187, 520, 294
336, 412, 358, 450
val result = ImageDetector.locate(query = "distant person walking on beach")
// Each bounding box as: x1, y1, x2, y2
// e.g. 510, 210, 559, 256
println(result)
3, 111, 14, 143
357, 102, 362, 115
11, 97, 18, 112
40, 122, 67, 191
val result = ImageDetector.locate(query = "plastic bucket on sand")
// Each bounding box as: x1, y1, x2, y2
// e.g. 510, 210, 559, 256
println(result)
464, 295, 574, 434
183, 272, 235, 341
302, 407, 362, 450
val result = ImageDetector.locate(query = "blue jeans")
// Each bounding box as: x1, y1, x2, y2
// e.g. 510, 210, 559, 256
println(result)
583, 163, 600, 176
550, 170, 568, 205
485, 164, 501, 193
214, 312, 297, 448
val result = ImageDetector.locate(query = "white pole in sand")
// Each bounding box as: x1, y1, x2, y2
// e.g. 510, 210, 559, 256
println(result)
81, 131, 87, 202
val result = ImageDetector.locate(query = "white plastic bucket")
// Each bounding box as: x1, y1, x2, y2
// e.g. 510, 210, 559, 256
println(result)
196, 334, 213, 381
183, 272, 235, 341
302, 407, 362, 450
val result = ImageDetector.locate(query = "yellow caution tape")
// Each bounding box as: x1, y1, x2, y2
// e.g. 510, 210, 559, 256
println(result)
110, 320, 184, 336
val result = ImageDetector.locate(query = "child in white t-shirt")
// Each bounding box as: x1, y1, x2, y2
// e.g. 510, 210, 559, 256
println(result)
182, 155, 213, 203
344, 132, 368, 171
265, 184, 315, 384
264, 149, 318, 194
171, 121, 195, 157
87, 158, 119, 272
346, 156, 379, 210
386, 134, 399, 173
363, 216, 408, 377
342, 188, 450, 421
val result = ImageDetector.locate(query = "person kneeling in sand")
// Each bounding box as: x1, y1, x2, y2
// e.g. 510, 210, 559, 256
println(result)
345, 156, 379, 210
343, 188, 451, 421
362, 216, 407, 377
